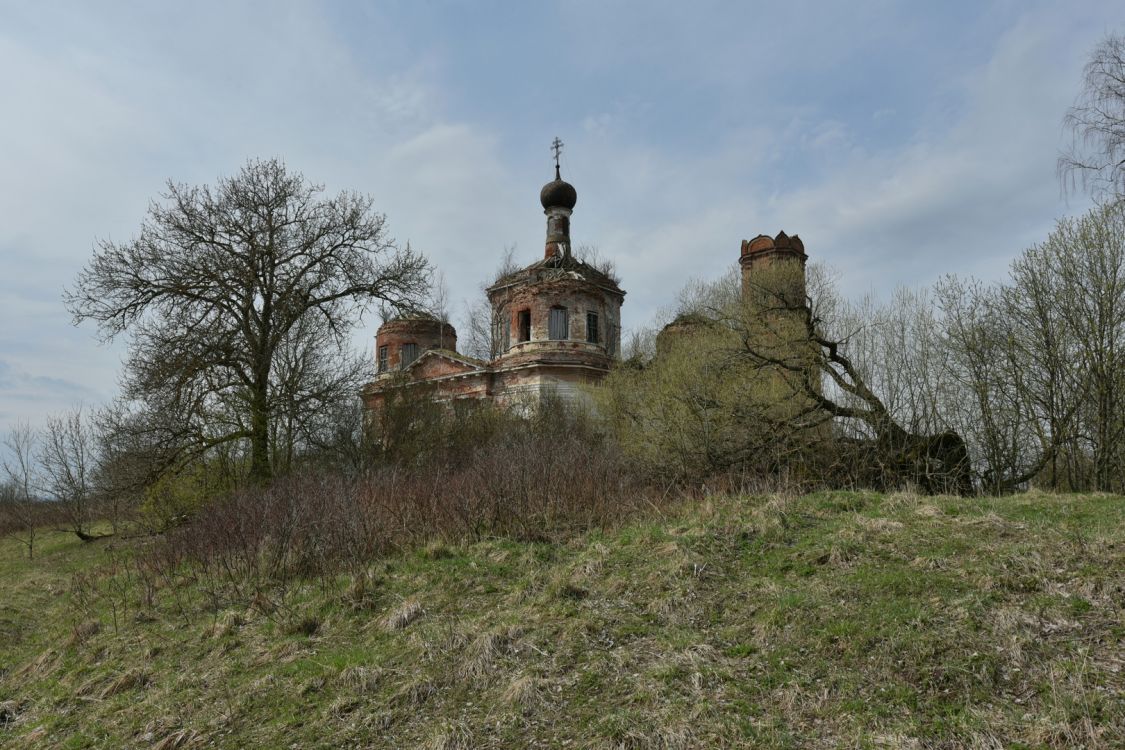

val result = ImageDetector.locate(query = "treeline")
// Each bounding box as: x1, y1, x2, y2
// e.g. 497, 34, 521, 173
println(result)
597, 202, 1125, 495
858, 201, 1125, 493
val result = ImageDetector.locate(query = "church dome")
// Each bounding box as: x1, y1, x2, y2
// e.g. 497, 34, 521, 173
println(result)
540, 166, 577, 210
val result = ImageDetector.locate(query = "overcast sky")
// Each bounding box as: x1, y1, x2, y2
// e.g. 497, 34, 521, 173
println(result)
0, 0, 1118, 440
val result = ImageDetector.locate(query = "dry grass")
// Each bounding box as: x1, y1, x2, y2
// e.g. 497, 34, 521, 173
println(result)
381, 597, 423, 631
500, 674, 543, 712
151, 728, 202, 750
14, 648, 58, 681
424, 721, 475, 750
67, 619, 100, 646
457, 626, 522, 680
854, 515, 904, 533
103, 669, 150, 699
211, 610, 244, 638
74, 667, 150, 700
338, 665, 383, 694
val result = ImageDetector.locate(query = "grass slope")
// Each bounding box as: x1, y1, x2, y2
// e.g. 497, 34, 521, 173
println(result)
1, 491, 1123, 749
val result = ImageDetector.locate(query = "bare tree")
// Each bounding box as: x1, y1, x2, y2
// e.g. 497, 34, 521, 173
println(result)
270, 314, 383, 475
427, 270, 452, 323
460, 245, 520, 361
39, 407, 103, 540
2, 422, 40, 557
1000, 246, 1087, 489
933, 203, 1125, 493
1045, 202, 1125, 489
460, 296, 505, 361
1060, 32, 1125, 199
935, 277, 1047, 493
66, 159, 431, 483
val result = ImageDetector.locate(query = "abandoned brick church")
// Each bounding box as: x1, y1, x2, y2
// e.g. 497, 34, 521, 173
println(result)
361, 151, 807, 412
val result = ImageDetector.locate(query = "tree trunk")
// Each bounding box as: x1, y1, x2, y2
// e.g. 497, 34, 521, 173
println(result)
249, 381, 272, 484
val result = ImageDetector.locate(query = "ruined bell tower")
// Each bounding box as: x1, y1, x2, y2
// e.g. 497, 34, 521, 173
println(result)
739, 231, 808, 308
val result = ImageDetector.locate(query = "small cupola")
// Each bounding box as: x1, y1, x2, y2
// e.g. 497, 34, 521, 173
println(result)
542, 137, 577, 259
374, 316, 457, 375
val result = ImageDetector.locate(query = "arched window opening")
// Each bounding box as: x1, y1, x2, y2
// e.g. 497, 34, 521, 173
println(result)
549, 306, 569, 340
517, 309, 531, 342
400, 343, 418, 368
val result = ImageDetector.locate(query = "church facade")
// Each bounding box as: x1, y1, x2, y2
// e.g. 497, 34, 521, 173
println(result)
361, 155, 807, 413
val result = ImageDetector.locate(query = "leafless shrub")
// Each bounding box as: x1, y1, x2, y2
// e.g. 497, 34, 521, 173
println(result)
134, 406, 664, 609
0, 481, 68, 547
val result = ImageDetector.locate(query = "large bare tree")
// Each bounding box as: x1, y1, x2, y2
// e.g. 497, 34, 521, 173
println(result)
66, 159, 430, 483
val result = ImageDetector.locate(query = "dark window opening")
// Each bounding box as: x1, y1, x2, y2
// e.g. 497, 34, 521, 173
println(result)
517, 309, 531, 342
549, 307, 569, 340
400, 343, 418, 368
377, 345, 389, 372
586, 311, 600, 344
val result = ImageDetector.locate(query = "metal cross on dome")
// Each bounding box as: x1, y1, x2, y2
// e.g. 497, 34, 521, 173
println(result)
551, 137, 564, 170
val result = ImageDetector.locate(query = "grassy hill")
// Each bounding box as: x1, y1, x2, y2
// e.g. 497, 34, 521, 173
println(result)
1, 490, 1123, 749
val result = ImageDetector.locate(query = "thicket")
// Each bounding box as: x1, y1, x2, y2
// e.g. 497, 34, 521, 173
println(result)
108, 398, 664, 615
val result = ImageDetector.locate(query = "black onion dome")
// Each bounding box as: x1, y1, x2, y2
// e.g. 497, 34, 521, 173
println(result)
540, 166, 577, 210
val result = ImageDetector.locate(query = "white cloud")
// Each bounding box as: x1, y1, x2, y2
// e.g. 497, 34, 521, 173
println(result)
568, 2, 1101, 329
